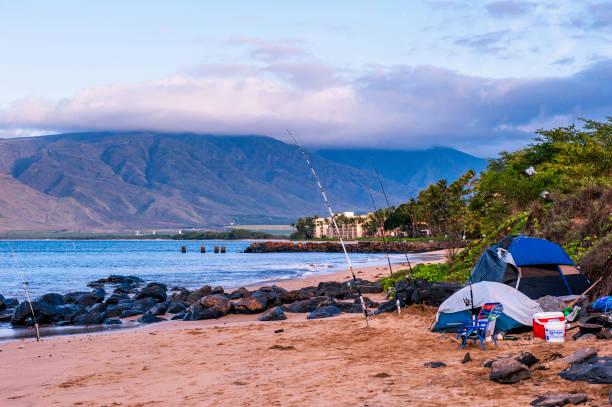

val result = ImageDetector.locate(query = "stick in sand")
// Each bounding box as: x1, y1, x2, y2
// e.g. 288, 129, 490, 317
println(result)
568, 276, 603, 308
288, 129, 370, 327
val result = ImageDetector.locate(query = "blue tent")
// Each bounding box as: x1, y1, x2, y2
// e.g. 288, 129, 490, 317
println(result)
469, 235, 591, 299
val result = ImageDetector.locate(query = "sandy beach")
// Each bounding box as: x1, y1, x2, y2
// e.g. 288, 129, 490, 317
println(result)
2, 252, 611, 406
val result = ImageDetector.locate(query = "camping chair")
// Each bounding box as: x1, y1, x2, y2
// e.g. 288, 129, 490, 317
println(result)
456, 303, 504, 350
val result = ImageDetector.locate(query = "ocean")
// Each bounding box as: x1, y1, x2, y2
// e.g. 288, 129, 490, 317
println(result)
0, 240, 442, 300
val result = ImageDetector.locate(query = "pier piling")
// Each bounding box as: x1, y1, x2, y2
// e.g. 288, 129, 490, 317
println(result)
214, 246, 219, 253
181, 246, 187, 253
201, 245, 206, 253
221, 246, 226, 253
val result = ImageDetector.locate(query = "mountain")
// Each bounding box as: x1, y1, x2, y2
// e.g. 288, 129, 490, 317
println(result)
316, 148, 488, 197
0, 132, 485, 232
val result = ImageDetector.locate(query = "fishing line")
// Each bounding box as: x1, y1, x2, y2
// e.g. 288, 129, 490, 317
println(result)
6, 242, 40, 341
287, 129, 370, 327
358, 171, 401, 315
372, 164, 415, 279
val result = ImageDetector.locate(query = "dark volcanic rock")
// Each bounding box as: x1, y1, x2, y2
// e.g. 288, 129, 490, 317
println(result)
138, 312, 165, 324
229, 287, 249, 300
135, 286, 167, 302
0, 294, 5, 311
87, 302, 107, 313
185, 285, 212, 304
171, 312, 186, 320
146, 282, 168, 291
120, 309, 143, 318
307, 305, 341, 319
11, 299, 83, 325
3, 298, 18, 308
132, 297, 157, 312
258, 306, 287, 321
73, 312, 104, 325
148, 303, 168, 316
409, 280, 461, 307
316, 281, 351, 298
76, 293, 104, 308
212, 286, 224, 295
529, 393, 588, 407
103, 318, 122, 325
36, 293, 64, 306
516, 352, 540, 368
63, 291, 90, 304
283, 297, 328, 313
336, 301, 363, 313
105, 302, 134, 318
166, 301, 187, 314
105, 293, 129, 305
424, 361, 447, 368
353, 279, 383, 294
183, 295, 231, 320
558, 356, 612, 384
489, 358, 531, 384
92, 275, 144, 285
233, 291, 278, 314
374, 298, 405, 315
113, 283, 138, 294
279, 290, 311, 304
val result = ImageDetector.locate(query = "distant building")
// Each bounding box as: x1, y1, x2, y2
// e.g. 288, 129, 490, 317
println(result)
314, 211, 370, 239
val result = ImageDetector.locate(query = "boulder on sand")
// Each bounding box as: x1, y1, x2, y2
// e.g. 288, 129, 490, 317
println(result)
228, 287, 249, 300
73, 312, 104, 325
132, 297, 157, 312
529, 393, 588, 407
564, 348, 598, 365
138, 312, 165, 324
185, 285, 213, 304
307, 305, 341, 319
283, 297, 328, 313
183, 295, 231, 320
558, 356, 612, 384
489, 358, 531, 384
76, 292, 104, 308
233, 291, 279, 314
135, 286, 167, 302
258, 306, 287, 321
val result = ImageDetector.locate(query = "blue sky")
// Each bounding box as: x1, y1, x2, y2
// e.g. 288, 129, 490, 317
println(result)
1, 1, 611, 155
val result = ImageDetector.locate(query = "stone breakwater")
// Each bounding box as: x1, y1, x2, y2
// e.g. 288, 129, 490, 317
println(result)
0, 274, 461, 329
244, 240, 452, 253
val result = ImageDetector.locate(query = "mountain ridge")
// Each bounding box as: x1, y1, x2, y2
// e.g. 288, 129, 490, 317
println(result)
0, 132, 486, 232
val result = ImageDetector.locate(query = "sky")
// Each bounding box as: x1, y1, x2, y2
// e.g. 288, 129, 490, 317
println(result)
0, 1, 611, 156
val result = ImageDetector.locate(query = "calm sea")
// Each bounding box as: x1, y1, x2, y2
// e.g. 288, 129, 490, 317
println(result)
0, 240, 442, 301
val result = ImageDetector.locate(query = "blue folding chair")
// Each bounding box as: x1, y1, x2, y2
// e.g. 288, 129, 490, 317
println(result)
457, 302, 504, 350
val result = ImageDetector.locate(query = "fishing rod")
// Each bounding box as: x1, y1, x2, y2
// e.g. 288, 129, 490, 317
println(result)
287, 129, 370, 327
358, 171, 401, 315
7, 242, 40, 341
372, 164, 414, 279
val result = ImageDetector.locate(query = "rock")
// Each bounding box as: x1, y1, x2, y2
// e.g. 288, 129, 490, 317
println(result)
516, 352, 540, 367
183, 295, 231, 320
307, 305, 341, 319
148, 303, 168, 316
353, 279, 383, 294
132, 297, 157, 312
104, 302, 134, 318
135, 286, 167, 302
279, 290, 311, 304
360, 296, 378, 308
76, 293, 103, 308
575, 333, 597, 342
120, 309, 143, 318
335, 301, 363, 313
489, 358, 531, 384
258, 307, 287, 321
0, 313, 12, 322
166, 301, 187, 314
536, 295, 567, 312
113, 283, 138, 294
11, 300, 84, 325
103, 318, 122, 325
185, 285, 212, 304
558, 356, 612, 384
146, 282, 168, 291
462, 352, 472, 364
565, 348, 598, 365
138, 313, 165, 324
529, 393, 588, 407
87, 302, 107, 313
212, 286, 224, 295
105, 293, 129, 305
283, 297, 328, 313
395, 279, 410, 293
229, 287, 249, 300
36, 293, 64, 306
91, 275, 144, 285
171, 312, 185, 320
374, 298, 405, 315
316, 281, 351, 298
409, 281, 461, 307
424, 361, 446, 368
3, 298, 18, 308
233, 291, 278, 314
0, 294, 6, 311
73, 312, 104, 325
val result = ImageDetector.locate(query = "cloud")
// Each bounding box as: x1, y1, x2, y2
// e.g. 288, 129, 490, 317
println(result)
485, 1, 535, 17
551, 56, 575, 66
588, 2, 612, 30
1, 60, 611, 156
453, 30, 512, 54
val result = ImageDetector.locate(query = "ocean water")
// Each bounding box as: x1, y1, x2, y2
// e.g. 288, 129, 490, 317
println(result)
0, 240, 441, 300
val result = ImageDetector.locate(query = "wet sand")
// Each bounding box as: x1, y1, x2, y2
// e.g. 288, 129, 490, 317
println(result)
2, 250, 610, 406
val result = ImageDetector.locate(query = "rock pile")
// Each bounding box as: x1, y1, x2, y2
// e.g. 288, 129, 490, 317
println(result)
374, 278, 461, 314
3, 275, 385, 328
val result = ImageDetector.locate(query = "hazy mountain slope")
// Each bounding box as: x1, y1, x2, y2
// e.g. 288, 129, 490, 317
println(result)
0, 133, 486, 232
316, 147, 487, 197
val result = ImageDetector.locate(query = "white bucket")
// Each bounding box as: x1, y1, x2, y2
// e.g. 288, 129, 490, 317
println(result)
544, 321, 566, 342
